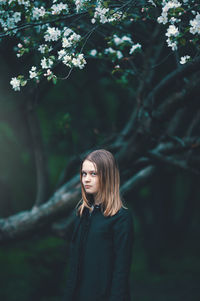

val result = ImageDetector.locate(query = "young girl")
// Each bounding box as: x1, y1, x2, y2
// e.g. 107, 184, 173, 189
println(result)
64, 149, 134, 301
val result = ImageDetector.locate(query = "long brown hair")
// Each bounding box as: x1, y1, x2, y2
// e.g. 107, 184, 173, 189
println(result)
76, 149, 125, 217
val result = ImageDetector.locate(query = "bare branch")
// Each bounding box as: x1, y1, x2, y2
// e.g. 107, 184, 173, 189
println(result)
0, 177, 80, 243
147, 150, 200, 175
120, 165, 156, 194
144, 56, 200, 107
153, 75, 200, 122
0, 12, 87, 38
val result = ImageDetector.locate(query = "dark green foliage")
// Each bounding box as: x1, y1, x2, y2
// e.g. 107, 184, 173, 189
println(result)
0, 237, 67, 301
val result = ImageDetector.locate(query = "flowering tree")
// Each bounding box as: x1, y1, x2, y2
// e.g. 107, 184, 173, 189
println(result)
0, 0, 200, 245
0, 0, 198, 91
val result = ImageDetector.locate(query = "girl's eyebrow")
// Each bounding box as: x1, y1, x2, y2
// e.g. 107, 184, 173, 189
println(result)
82, 169, 97, 173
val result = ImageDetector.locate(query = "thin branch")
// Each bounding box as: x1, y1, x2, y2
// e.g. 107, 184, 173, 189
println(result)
0, 12, 87, 38
147, 150, 200, 175
0, 0, 135, 38
185, 109, 200, 137
120, 165, 156, 194
144, 56, 200, 108
153, 76, 200, 122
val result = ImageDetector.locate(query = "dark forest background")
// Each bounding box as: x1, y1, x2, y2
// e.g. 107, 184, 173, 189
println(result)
0, 16, 200, 301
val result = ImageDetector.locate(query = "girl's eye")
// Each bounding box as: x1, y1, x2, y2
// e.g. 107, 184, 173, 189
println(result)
81, 171, 97, 176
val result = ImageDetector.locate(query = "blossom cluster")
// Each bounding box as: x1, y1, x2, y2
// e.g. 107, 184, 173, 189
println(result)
0, 0, 128, 91
90, 33, 141, 66
146, 0, 200, 64
0, 0, 198, 91
91, 0, 124, 24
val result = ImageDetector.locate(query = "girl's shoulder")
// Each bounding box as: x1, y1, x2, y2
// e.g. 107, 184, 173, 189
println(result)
113, 206, 133, 223
111, 206, 134, 234
117, 205, 132, 216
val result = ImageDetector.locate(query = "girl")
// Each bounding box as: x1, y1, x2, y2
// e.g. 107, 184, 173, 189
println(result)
64, 149, 134, 301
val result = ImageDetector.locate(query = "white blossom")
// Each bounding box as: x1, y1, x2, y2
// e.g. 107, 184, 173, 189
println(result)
38, 44, 46, 54
41, 57, 53, 69
116, 50, 123, 59
58, 49, 66, 60
62, 37, 71, 48
13, 0, 30, 6
62, 32, 81, 48
10, 77, 20, 91
75, 0, 89, 13
63, 27, 73, 37
180, 55, 190, 64
121, 36, 133, 43
38, 44, 53, 53
163, 1, 181, 12
157, 14, 168, 25
92, 1, 123, 24
129, 43, 141, 54
166, 25, 179, 37
51, 2, 69, 15
148, 0, 156, 6
166, 38, 178, 51
157, 1, 181, 25
93, 2, 109, 24
32, 6, 46, 20
71, 53, 86, 69
68, 33, 81, 43
44, 69, 52, 77
113, 34, 133, 46
29, 66, 38, 79
108, 11, 123, 23
190, 13, 200, 35
90, 49, 97, 56
104, 47, 123, 60
75, 0, 82, 12
104, 47, 116, 55
169, 17, 180, 24
165, 24, 179, 51
44, 27, 61, 42
0, 11, 21, 30
13, 11, 21, 23
62, 54, 72, 66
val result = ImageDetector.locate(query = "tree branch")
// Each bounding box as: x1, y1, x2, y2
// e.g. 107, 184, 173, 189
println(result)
0, 177, 80, 243
147, 150, 200, 175
144, 56, 200, 108
120, 165, 156, 194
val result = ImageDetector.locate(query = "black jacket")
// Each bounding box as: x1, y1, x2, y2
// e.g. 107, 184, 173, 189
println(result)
63, 204, 134, 301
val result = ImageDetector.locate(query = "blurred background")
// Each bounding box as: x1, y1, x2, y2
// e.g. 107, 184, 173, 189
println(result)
0, 19, 200, 301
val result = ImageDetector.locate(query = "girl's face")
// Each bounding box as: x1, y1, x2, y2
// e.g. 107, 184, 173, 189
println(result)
81, 160, 100, 196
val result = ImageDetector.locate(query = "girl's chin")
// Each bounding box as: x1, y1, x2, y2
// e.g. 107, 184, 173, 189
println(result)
85, 188, 92, 193
85, 189, 97, 195
85, 189, 93, 193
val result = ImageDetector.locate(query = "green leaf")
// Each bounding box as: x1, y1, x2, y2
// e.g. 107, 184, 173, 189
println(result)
21, 80, 27, 86
52, 76, 57, 85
